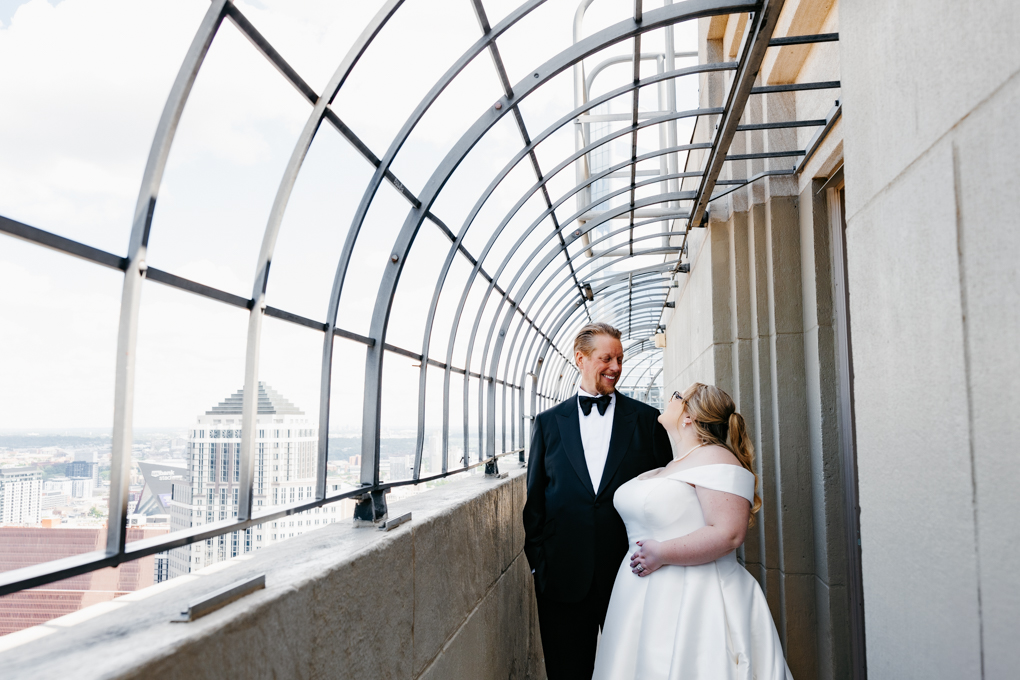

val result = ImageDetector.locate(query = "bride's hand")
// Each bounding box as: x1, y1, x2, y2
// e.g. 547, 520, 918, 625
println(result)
630, 539, 663, 577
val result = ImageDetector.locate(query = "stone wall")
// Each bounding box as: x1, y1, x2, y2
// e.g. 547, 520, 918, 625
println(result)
0, 467, 545, 680
841, 1, 1020, 678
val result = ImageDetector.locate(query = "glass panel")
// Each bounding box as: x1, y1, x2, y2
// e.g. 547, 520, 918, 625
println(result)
429, 114, 521, 235
470, 285, 508, 375
230, 0, 391, 95
494, 0, 574, 86
451, 275, 490, 371
387, 219, 453, 353
265, 121, 376, 323
496, 213, 555, 293
476, 190, 550, 277
494, 380, 505, 455
530, 126, 576, 200
131, 280, 248, 578
515, 68, 573, 142
426, 250, 475, 364
0, 0, 207, 255
494, 307, 523, 380
446, 370, 466, 469
479, 0, 529, 28
331, 0, 482, 161
466, 376, 481, 465
326, 336, 367, 498
421, 365, 447, 477
332, 180, 407, 336
379, 350, 419, 490
248, 316, 325, 544
456, 146, 537, 259
145, 19, 312, 299
389, 50, 504, 197
512, 223, 563, 308
0, 241, 123, 635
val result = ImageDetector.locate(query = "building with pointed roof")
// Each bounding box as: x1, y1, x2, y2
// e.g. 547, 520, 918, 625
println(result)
167, 384, 343, 579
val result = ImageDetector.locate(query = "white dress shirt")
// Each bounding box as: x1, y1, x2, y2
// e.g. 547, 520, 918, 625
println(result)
577, 387, 616, 491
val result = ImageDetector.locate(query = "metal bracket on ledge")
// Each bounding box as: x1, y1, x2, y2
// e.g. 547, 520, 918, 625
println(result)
484, 458, 500, 477
379, 512, 412, 532
171, 574, 265, 623
353, 488, 389, 527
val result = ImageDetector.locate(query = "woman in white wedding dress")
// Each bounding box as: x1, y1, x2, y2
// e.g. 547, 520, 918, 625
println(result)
592, 383, 793, 680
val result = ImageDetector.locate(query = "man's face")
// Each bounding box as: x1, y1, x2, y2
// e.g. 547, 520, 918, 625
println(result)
576, 334, 624, 395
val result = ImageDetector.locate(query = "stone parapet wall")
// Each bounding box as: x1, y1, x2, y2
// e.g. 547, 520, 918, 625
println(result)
0, 467, 545, 680
841, 1, 1020, 678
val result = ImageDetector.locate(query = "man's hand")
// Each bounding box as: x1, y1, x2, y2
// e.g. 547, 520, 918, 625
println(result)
629, 539, 664, 577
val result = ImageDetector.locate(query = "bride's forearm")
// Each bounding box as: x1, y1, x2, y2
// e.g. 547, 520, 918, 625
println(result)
657, 525, 743, 566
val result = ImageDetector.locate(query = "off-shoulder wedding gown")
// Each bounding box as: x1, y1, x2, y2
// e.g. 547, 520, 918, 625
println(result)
592, 464, 793, 680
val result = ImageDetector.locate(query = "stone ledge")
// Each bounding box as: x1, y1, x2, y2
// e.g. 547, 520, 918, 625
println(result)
0, 465, 542, 680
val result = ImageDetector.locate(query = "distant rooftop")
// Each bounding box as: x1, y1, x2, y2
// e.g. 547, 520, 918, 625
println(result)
1, 467, 41, 477
206, 383, 304, 416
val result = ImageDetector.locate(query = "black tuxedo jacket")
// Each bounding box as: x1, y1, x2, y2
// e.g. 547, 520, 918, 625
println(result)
522, 392, 672, 603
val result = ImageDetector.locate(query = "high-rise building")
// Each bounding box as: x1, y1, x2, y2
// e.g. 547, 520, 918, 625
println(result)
167, 383, 344, 579
0, 467, 42, 526
67, 463, 96, 501
0, 524, 168, 635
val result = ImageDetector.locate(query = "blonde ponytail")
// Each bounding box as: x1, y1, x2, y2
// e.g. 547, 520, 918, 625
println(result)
679, 382, 762, 524
728, 412, 761, 517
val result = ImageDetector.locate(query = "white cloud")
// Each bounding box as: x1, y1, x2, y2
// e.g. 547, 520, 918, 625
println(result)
0, 0, 691, 430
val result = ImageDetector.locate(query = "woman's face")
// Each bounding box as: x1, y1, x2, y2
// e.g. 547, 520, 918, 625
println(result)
657, 389, 688, 429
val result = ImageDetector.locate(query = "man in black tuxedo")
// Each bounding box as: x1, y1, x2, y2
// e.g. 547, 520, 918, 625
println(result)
522, 322, 673, 680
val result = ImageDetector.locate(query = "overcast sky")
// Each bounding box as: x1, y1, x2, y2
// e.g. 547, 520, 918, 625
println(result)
0, 0, 697, 432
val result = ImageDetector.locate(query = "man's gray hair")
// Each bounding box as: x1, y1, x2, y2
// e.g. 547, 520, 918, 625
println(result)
574, 322, 622, 362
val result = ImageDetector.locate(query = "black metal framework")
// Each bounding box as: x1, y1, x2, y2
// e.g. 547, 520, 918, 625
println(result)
0, 0, 840, 597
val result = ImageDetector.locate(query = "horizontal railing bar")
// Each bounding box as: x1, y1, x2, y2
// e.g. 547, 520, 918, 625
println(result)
0, 447, 525, 597
146, 267, 252, 309
0, 215, 385, 346
332, 326, 375, 346
768, 32, 838, 47
382, 342, 522, 389
383, 342, 423, 361
750, 80, 840, 94
735, 118, 826, 131
387, 448, 522, 487
225, 4, 319, 105
227, 2, 424, 213
796, 101, 842, 174
715, 167, 796, 185
709, 168, 797, 202
0, 550, 119, 597
321, 108, 421, 209
422, 357, 521, 389
264, 306, 327, 331
0, 214, 127, 271
725, 150, 805, 160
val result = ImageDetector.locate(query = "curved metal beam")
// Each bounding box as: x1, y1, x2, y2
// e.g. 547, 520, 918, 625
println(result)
108, 0, 230, 553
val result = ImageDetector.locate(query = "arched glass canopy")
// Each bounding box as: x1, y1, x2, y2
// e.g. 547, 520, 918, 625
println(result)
0, 0, 840, 593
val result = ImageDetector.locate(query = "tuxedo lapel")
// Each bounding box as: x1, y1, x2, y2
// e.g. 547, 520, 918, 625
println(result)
555, 399, 596, 498
596, 393, 638, 497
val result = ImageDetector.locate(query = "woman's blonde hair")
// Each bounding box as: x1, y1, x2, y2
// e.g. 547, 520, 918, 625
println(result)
678, 382, 762, 519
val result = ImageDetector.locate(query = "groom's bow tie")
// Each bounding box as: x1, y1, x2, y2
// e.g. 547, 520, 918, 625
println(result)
579, 394, 612, 416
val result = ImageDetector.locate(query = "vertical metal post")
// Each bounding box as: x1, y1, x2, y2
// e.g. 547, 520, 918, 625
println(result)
107, 0, 229, 554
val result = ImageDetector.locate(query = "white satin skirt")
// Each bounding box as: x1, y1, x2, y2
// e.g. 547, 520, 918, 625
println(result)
592, 551, 793, 680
